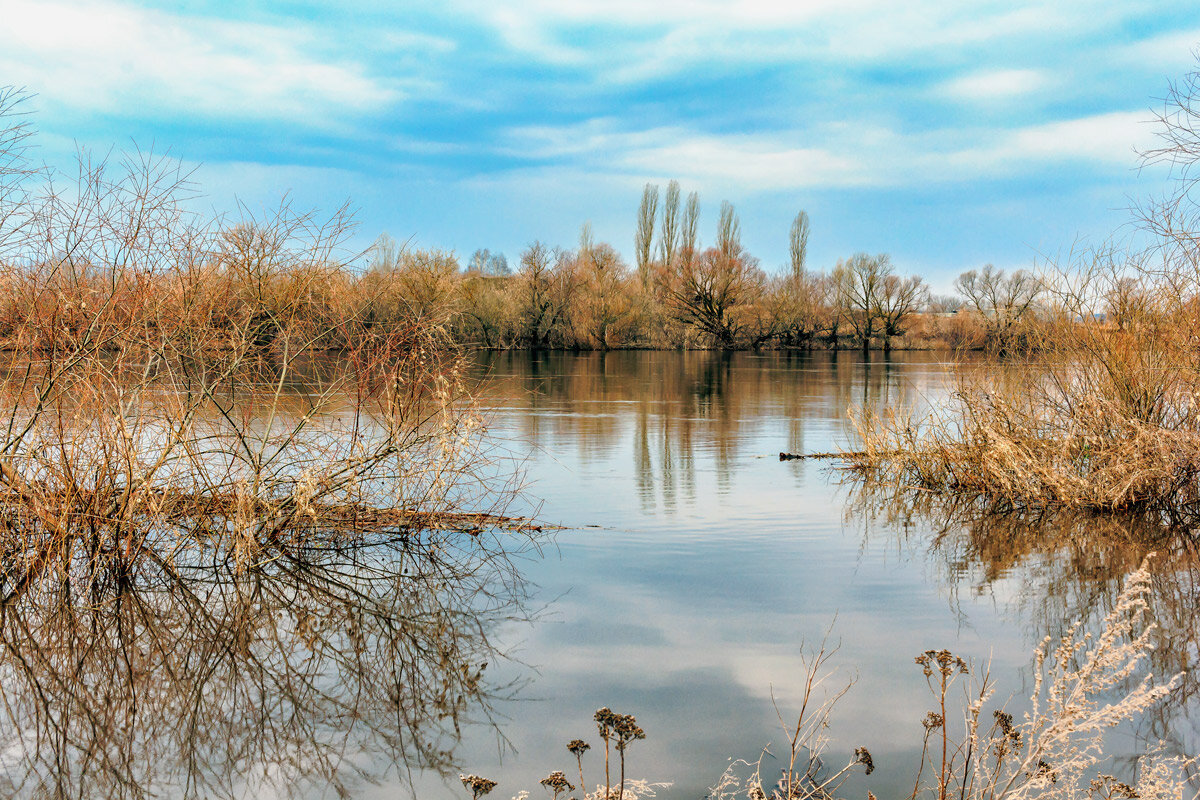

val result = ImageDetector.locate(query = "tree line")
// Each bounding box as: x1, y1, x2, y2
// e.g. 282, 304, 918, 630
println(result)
380, 180, 1052, 351
0, 132, 1050, 355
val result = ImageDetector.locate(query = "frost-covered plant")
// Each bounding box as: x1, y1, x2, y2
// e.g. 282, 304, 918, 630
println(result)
579, 779, 670, 800
963, 555, 1189, 800
460, 774, 498, 800
592, 708, 646, 799
539, 771, 574, 800
709, 555, 1194, 800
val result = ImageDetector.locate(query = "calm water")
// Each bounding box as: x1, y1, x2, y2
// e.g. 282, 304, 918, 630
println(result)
397, 351, 1200, 799
2, 351, 1195, 799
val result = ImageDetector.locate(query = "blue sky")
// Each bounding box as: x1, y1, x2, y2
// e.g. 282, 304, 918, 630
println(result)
4, 0, 1200, 289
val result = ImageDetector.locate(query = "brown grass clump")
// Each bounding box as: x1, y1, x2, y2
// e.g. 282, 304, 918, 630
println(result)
845, 287, 1200, 529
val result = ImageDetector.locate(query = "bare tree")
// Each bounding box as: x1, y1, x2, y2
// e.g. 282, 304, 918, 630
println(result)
1142, 63, 1200, 184
467, 247, 490, 273
789, 210, 810, 281
954, 264, 1041, 351
518, 240, 555, 346
1137, 59, 1200, 311
682, 191, 700, 255
835, 253, 891, 350
577, 236, 634, 349
635, 183, 659, 287
877, 273, 927, 350
0, 87, 37, 260
819, 271, 851, 347
716, 200, 741, 259
1105, 275, 1151, 331
579, 220, 595, 257
517, 240, 578, 347
761, 271, 822, 348
663, 244, 763, 347
457, 270, 511, 347
658, 179, 682, 269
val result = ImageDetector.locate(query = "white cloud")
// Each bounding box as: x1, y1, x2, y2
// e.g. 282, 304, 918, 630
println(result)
619, 133, 865, 190
863, 111, 1155, 182
941, 69, 1047, 101
487, 7, 591, 66
380, 30, 459, 55
1004, 111, 1151, 163
0, 0, 398, 124
494, 109, 1154, 193
442, 0, 1132, 86
499, 120, 865, 190
1115, 28, 1200, 71
931, 111, 1153, 179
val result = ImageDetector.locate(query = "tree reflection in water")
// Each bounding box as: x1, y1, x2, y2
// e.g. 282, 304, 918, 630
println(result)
0, 528, 534, 799
472, 349, 927, 513
845, 478, 1200, 789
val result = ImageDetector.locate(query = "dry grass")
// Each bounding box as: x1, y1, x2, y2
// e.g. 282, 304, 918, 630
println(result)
0, 95, 544, 798
845, 309, 1200, 529
0, 90, 535, 597
846, 58, 1200, 530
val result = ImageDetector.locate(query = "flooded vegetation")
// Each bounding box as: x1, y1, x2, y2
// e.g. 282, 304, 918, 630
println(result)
845, 64, 1200, 536
0, 87, 543, 798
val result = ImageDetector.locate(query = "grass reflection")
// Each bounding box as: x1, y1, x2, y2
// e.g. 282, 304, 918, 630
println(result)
845, 476, 1200, 781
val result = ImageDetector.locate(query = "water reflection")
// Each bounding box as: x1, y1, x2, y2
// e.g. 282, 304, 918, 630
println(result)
846, 479, 1200, 776
5, 350, 1193, 799
0, 530, 532, 799
473, 350, 936, 514
457, 352, 1196, 799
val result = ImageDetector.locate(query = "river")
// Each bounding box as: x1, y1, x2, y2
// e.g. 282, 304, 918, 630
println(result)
0, 349, 1193, 799
399, 350, 1199, 799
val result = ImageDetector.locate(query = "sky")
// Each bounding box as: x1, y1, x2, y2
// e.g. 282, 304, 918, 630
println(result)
3, 0, 1200, 290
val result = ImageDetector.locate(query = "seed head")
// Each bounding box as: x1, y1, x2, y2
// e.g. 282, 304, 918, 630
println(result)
1091, 776, 1138, 798
540, 771, 575, 796
595, 707, 617, 738
916, 649, 969, 677
992, 710, 1020, 744
613, 713, 646, 751
854, 746, 875, 775
459, 774, 498, 800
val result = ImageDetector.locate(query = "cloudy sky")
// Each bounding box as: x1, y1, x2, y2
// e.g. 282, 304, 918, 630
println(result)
3, 0, 1199, 287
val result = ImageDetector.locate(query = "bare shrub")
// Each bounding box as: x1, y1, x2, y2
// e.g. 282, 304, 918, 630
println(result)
662, 245, 765, 347
0, 87, 531, 585
0, 88, 537, 799
954, 265, 1042, 353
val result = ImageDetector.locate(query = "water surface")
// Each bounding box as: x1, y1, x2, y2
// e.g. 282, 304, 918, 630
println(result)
402, 350, 1199, 799
3, 349, 1193, 799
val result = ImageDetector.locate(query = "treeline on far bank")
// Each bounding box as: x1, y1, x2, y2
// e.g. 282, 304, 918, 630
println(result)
0, 150, 1047, 355
354, 182, 1052, 353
